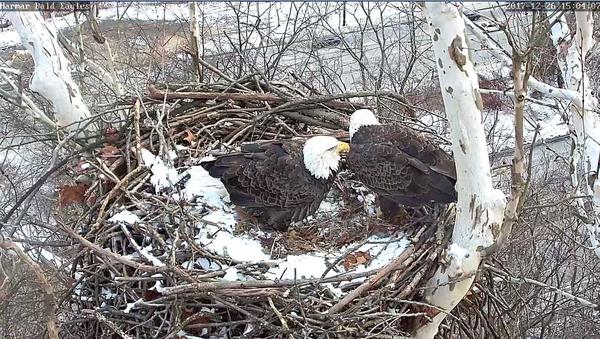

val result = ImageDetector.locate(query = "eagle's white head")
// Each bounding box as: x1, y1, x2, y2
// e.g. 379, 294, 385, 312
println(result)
349, 109, 381, 140
303, 136, 349, 180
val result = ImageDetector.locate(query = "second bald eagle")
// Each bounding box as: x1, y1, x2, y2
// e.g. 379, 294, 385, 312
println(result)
347, 109, 457, 215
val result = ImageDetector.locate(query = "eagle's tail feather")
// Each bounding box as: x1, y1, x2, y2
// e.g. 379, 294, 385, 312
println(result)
428, 174, 457, 203
201, 155, 247, 178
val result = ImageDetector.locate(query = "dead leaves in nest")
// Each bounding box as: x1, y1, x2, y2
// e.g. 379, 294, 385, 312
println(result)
183, 129, 197, 145
105, 126, 119, 143
342, 250, 372, 270
143, 289, 162, 301
286, 229, 320, 251
58, 183, 90, 207
179, 306, 215, 336
99, 144, 122, 167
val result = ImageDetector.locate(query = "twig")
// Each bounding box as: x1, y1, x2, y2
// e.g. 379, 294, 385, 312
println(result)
328, 245, 415, 314
0, 239, 59, 339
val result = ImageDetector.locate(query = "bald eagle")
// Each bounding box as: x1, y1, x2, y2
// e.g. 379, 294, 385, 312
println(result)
347, 109, 457, 219
201, 136, 350, 231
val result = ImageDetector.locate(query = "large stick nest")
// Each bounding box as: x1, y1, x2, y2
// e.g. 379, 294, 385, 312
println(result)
58, 77, 454, 338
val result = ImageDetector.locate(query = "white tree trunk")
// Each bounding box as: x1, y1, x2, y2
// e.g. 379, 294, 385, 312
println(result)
7, 12, 93, 132
415, 4, 507, 338
189, 2, 204, 82
550, 12, 600, 258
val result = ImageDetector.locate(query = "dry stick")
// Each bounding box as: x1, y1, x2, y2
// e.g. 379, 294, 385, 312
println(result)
327, 245, 416, 315
59, 220, 193, 283
211, 294, 285, 333
195, 57, 251, 91
290, 72, 322, 95
160, 269, 380, 295
148, 84, 282, 102
279, 111, 341, 130
255, 90, 411, 118
0, 240, 60, 339
148, 86, 405, 114
86, 166, 145, 235
268, 297, 291, 332
484, 264, 598, 309
94, 311, 133, 339
1, 138, 104, 229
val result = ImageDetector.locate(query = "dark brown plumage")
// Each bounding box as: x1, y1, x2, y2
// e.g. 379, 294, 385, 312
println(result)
200, 140, 336, 231
348, 124, 457, 210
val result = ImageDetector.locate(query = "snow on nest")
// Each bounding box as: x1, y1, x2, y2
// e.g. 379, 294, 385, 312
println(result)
140, 148, 181, 192
187, 168, 407, 284
122, 149, 409, 287
108, 209, 141, 224
184, 157, 230, 208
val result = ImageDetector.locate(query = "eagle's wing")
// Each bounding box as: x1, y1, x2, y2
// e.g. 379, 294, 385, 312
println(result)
382, 124, 456, 180
349, 125, 457, 205
202, 141, 327, 210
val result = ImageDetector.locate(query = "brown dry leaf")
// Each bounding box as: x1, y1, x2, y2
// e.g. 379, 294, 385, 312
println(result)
343, 250, 372, 270
58, 183, 89, 208
85, 193, 98, 207
143, 289, 161, 301
421, 306, 441, 325
105, 126, 119, 143
354, 250, 371, 265
183, 130, 197, 144
100, 144, 120, 159
181, 308, 212, 336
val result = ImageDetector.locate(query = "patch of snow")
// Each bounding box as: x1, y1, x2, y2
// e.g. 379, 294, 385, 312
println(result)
196, 218, 269, 262
140, 148, 179, 192
246, 235, 410, 291
355, 236, 411, 271
535, 110, 569, 140
197, 257, 222, 271
326, 283, 344, 297
109, 209, 140, 225
102, 288, 116, 300
177, 330, 206, 339
202, 210, 236, 231
0, 28, 20, 49
317, 199, 341, 214
184, 165, 230, 208
150, 279, 166, 294
123, 298, 142, 313
139, 246, 165, 267
268, 254, 330, 280
223, 267, 240, 281
242, 324, 255, 336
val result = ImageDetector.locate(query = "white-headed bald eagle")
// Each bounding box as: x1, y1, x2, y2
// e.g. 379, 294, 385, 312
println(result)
347, 109, 457, 219
201, 136, 350, 231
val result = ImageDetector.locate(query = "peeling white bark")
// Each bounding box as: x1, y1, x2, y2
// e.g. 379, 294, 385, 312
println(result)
6, 12, 93, 131
550, 12, 600, 258
415, 4, 507, 338
464, 14, 593, 110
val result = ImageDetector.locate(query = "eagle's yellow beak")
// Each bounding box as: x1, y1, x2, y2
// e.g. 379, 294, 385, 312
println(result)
336, 141, 350, 154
